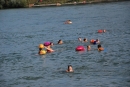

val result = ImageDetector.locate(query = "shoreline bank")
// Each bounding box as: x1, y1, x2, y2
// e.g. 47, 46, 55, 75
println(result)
31, 0, 129, 8
0, 0, 129, 9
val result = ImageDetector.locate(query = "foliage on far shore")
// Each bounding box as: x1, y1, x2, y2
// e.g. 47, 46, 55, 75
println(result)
0, 0, 28, 9
0, 0, 129, 9
1, 0, 85, 9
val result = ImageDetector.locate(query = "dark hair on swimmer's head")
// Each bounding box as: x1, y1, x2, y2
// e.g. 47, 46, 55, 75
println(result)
58, 39, 62, 43
50, 42, 53, 45
68, 65, 72, 67
87, 45, 90, 48
68, 65, 70, 68
83, 38, 86, 41
98, 44, 101, 48
96, 39, 99, 41
68, 65, 72, 71
39, 48, 42, 51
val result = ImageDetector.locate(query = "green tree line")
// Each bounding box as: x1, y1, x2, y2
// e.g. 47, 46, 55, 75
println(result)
0, 0, 87, 9
0, 0, 29, 9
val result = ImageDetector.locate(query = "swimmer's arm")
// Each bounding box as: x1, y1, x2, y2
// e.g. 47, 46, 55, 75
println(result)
45, 47, 55, 52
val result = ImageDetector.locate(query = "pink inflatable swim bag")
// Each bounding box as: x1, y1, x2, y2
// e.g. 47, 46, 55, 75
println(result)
44, 42, 51, 46
75, 46, 85, 51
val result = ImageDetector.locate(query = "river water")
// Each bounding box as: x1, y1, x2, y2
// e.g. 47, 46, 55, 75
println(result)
0, 1, 130, 87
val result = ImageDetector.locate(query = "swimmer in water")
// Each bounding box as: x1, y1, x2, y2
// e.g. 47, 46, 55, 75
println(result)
38, 48, 46, 55
38, 48, 42, 54
44, 43, 54, 53
83, 38, 87, 42
78, 37, 82, 42
87, 45, 91, 51
46, 46, 54, 53
66, 65, 74, 72
97, 44, 104, 51
103, 29, 106, 32
50, 42, 54, 47
58, 39, 63, 44
96, 39, 100, 44
93, 39, 100, 44
38, 44, 46, 55
65, 20, 72, 24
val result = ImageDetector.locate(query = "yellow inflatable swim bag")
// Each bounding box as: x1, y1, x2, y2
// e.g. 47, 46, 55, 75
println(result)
39, 50, 46, 55
39, 44, 44, 49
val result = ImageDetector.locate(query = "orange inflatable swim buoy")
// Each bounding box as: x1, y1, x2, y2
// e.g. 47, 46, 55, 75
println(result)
98, 30, 103, 33
75, 46, 85, 51
39, 44, 44, 49
98, 29, 106, 33
90, 39, 95, 43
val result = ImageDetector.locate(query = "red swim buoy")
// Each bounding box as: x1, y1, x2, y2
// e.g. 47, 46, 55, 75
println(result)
98, 30, 103, 33
75, 46, 85, 51
90, 39, 95, 43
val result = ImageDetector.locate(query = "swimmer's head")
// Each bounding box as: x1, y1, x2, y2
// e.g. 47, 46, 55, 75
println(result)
96, 39, 99, 41
98, 44, 101, 48
103, 29, 106, 32
87, 45, 91, 48
67, 65, 73, 72
58, 39, 63, 44
83, 38, 87, 42
39, 48, 43, 51
50, 42, 54, 46
87, 45, 91, 51
78, 37, 82, 41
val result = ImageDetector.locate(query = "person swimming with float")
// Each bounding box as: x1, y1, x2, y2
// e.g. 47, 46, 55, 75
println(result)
38, 44, 46, 55
98, 29, 106, 33
45, 44, 54, 53
66, 65, 74, 72
95, 39, 100, 44
65, 20, 72, 24
93, 39, 100, 45
44, 42, 54, 53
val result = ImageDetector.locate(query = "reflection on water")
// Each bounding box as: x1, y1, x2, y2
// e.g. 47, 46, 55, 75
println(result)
0, 1, 130, 87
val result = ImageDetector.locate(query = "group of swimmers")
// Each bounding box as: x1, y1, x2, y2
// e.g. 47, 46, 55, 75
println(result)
68, 36, 105, 72
38, 39, 63, 55
38, 18, 105, 72
78, 37, 104, 51
38, 36, 105, 72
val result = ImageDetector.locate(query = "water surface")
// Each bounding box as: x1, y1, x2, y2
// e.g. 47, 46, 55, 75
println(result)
0, 1, 130, 87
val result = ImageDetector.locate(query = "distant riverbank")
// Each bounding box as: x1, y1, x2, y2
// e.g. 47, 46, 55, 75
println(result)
31, 0, 129, 8
0, 0, 129, 9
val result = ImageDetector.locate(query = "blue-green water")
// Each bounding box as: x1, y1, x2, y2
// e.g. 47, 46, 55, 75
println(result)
0, 1, 130, 87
